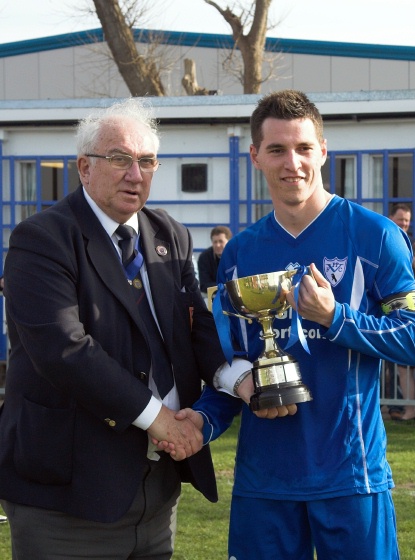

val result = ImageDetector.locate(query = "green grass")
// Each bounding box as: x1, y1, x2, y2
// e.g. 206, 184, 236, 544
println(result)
0, 416, 414, 559
384, 419, 415, 560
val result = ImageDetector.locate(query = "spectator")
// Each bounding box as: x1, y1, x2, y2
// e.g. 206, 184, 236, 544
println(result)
388, 203, 415, 421
389, 203, 412, 235
197, 225, 232, 293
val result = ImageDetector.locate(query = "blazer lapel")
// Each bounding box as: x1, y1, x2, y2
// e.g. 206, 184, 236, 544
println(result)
67, 187, 149, 335
138, 211, 175, 350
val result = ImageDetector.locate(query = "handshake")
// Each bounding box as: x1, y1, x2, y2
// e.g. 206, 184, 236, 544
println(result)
147, 374, 297, 462
147, 405, 205, 461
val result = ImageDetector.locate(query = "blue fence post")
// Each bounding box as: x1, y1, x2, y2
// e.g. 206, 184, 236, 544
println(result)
0, 135, 3, 269
228, 127, 241, 235
0, 136, 5, 363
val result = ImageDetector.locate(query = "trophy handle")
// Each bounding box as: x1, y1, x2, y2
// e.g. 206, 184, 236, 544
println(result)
207, 285, 252, 323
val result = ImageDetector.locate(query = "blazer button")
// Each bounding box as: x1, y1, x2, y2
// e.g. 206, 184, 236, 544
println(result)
105, 418, 116, 427
139, 371, 147, 381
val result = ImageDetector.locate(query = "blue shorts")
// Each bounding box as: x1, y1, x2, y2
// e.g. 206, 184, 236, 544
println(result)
228, 491, 399, 560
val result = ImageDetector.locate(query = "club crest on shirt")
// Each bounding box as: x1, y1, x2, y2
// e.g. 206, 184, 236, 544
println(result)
285, 262, 302, 271
323, 257, 347, 287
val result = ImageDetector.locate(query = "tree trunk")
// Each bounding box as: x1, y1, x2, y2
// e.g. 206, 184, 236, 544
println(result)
92, 0, 165, 96
205, 0, 272, 94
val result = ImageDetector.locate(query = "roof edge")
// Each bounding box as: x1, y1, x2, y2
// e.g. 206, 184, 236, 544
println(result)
1, 28, 415, 61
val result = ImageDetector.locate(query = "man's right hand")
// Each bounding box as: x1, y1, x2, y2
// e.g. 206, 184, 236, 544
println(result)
147, 405, 203, 461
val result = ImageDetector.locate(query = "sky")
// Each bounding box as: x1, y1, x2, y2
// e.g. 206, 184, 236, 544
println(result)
1, 0, 415, 47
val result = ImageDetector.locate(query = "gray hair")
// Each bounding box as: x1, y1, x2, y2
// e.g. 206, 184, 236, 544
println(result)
75, 98, 160, 156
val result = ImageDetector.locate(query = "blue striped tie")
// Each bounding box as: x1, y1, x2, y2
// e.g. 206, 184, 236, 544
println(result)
116, 224, 174, 399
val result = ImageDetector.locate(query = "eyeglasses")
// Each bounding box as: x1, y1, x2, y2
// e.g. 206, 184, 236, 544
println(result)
85, 153, 160, 173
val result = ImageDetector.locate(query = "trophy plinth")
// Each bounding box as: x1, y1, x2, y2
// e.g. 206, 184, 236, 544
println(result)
210, 270, 313, 411
249, 314, 312, 410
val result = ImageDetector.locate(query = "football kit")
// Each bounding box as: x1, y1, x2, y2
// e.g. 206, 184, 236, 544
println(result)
195, 195, 414, 559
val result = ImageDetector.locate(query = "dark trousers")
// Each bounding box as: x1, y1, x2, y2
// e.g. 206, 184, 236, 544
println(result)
1, 454, 181, 560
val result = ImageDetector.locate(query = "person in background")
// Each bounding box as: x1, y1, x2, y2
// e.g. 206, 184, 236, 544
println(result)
197, 225, 232, 293
157, 90, 415, 560
389, 203, 412, 234
0, 97, 231, 559
387, 203, 415, 421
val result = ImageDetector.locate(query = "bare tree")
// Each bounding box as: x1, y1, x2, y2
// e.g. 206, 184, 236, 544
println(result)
205, 0, 273, 94
89, 0, 279, 96
92, 0, 165, 96
90, 0, 213, 97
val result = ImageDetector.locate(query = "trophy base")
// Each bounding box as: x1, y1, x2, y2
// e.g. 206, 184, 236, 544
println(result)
250, 381, 313, 411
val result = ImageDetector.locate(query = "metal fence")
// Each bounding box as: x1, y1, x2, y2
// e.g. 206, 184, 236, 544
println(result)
380, 362, 415, 408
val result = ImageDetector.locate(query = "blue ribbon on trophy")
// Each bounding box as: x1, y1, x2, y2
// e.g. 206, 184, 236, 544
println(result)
284, 266, 310, 355
212, 282, 248, 365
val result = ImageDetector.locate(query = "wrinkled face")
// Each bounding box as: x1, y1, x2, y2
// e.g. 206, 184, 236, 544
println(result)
211, 233, 229, 256
390, 209, 411, 232
77, 117, 158, 223
250, 117, 327, 209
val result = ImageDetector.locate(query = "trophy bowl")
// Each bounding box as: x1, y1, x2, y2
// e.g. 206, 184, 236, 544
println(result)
210, 270, 313, 411
225, 270, 294, 319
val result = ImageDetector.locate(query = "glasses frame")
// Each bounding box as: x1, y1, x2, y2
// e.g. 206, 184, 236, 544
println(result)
85, 153, 160, 173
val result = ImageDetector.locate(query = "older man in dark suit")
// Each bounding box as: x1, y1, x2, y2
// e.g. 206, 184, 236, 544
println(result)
0, 98, 232, 559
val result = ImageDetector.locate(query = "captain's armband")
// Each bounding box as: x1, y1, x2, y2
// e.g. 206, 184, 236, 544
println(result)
381, 291, 415, 315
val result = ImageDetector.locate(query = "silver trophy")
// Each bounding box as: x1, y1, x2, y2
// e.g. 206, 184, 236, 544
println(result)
208, 269, 313, 411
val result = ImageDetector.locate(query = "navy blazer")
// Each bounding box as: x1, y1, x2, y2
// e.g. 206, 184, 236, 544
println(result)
0, 187, 226, 522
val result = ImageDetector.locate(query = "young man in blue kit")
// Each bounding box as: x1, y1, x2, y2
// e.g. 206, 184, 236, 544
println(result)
156, 90, 415, 559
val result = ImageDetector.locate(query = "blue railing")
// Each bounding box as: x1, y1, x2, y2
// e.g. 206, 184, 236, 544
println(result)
1, 143, 415, 364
